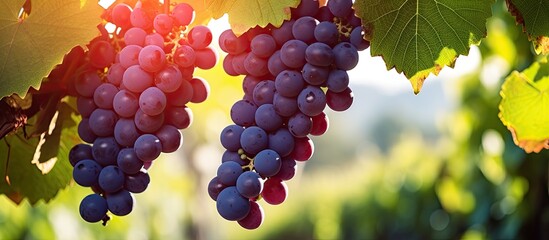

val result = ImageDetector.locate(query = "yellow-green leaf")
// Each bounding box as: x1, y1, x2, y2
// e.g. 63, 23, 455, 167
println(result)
499, 60, 549, 153
354, 0, 493, 94
204, 0, 300, 35
0, 0, 103, 98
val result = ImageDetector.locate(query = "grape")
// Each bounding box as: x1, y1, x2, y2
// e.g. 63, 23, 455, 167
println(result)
78, 118, 97, 143
154, 64, 183, 93
94, 83, 118, 109
350, 27, 370, 51
217, 161, 243, 186
139, 87, 167, 116
326, 87, 353, 111
255, 104, 283, 132
326, 69, 349, 93
254, 149, 281, 177
292, 0, 320, 18
75, 71, 102, 97
314, 21, 338, 46
219, 30, 248, 55
223, 55, 238, 76
117, 148, 143, 174
139, 45, 166, 73
79, 194, 108, 223
216, 186, 250, 221
292, 16, 317, 43
302, 63, 329, 86
267, 51, 287, 76
291, 136, 314, 161
268, 128, 295, 157
271, 20, 295, 47
251, 34, 276, 58
130, 7, 152, 29
244, 53, 269, 77
172, 3, 194, 26
73, 159, 102, 187
333, 42, 359, 70
190, 77, 210, 103
273, 93, 298, 117
107, 63, 125, 86
222, 150, 249, 166
153, 14, 173, 36
316, 6, 335, 22
253, 80, 276, 106
236, 171, 263, 198
240, 126, 268, 155
261, 177, 287, 205
98, 165, 125, 193
69, 144, 93, 166
119, 45, 142, 69
106, 190, 134, 216
111, 4, 132, 29
77, 97, 97, 118
114, 118, 140, 147
208, 176, 227, 201
92, 137, 120, 166
165, 106, 192, 129
144, 33, 165, 48
134, 134, 162, 161
305, 42, 334, 66
297, 86, 326, 117
89, 109, 117, 137
231, 53, 248, 75
134, 109, 164, 133
155, 125, 182, 153
237, 200, 264, 230
123, 65, 153, 93
327, 0, 353, 17
124, 27, 147, 46
166, 80, 193, 107
173, 45, 196, 68
220, 125, 245, 152
272, 157, 297, 180
113, 90, 139, 118
194, 47, 217, 70
124, 170, 150, 193
310, 112, 329, 136
280, 39, 308, 69
288, 112, 313, 137
275, 70, 305, 98
188, 26, 212, 50
89, 40, 115, 69
242, 76, 262, 97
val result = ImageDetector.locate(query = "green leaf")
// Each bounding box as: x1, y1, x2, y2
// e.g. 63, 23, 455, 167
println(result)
0, 0, 103, 98
506, 0, 549, 54
0, 102, 80, 204
354, 0, 493, 94
499, 60, 549, 153
204, 0, 300, 35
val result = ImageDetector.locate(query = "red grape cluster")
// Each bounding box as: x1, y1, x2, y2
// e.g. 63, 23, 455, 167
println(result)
210, 0, 369, 229
69, 1, 216, 224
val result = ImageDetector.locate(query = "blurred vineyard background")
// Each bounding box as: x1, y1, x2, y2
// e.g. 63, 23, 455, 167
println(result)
1, 1, 548, 239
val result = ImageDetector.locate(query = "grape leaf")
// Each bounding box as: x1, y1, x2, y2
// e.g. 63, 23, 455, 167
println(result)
506, 0, 549, 54
204, 0, 300, 35
0, 102, 79, 204
0, 0, 103, 98
499, 60, 549, 153
354, 0, 493, 94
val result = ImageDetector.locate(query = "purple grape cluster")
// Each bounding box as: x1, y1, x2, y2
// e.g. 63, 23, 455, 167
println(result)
210, 0, 369, 229
69, 1, 216, 224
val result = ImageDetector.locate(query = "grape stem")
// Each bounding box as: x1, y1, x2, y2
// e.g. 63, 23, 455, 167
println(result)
164, 0, 170, 14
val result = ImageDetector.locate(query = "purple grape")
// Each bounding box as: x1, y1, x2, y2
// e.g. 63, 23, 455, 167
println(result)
305, 42, 334, 67
139, 87, 167, 116
268, 128, 295, 157
155, 125, 182, 153
302, 63, 329, 86
124, 170, 150, 193
92, 137, 120, 166
288, 112, 313, 137
220, 124, 245, 152
273, 93, 298, 117
79, 194, 108, 223
255, 104, 283, 132
280, 40, 308, 69
216, 186, 250, 221
113, 90, 139, 118
217, 161, 243, 186
89, 109, 117, 137
73, 159, 102, 187
326, 69, 349, 93
236, 171, 263, 198
134, 134, 162, 161
240, 126, 268, 155
114, 118, 140, 147
251, 34, 276, 58
297, 86, 326, 117
117, 148, 143, 175
333, 42, 359, 70
253, 80, 276, 106
106, 189, 134, 216
292, 16, 317, 43
98, 165, 125, 193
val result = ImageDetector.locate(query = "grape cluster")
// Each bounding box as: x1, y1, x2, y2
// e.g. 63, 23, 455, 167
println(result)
209, 0, 369, 229
68, 1, 215, 224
